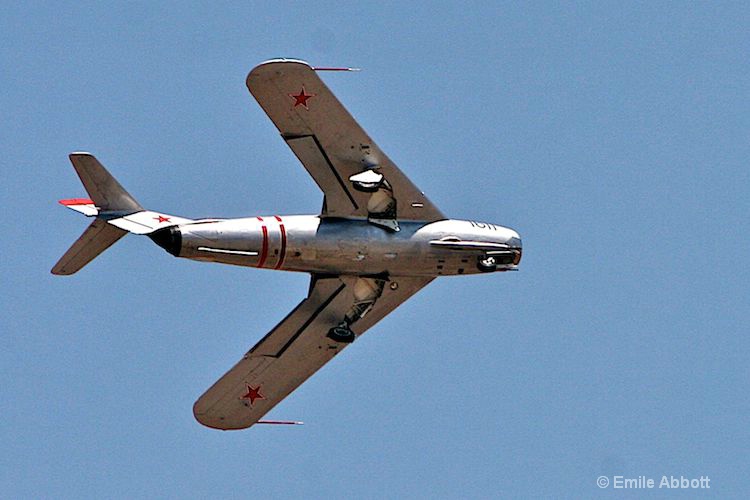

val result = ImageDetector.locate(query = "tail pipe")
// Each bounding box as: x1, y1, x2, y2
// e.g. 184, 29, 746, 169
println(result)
149, 226, 182, 257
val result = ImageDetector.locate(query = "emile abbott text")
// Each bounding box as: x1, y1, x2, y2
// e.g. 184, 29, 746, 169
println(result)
612, 475, 711, 489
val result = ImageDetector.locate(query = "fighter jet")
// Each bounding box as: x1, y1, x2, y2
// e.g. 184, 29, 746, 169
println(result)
52, 59, 522, 430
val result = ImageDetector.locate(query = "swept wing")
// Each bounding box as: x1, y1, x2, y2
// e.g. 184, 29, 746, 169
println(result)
194, 275, 432, 430
246, 59, 443, 221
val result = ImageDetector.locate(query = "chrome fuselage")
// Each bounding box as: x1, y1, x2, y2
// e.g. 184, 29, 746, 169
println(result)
151, 216, 522, 277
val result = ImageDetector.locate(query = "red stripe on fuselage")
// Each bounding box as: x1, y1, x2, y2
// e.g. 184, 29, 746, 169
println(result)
274, 216, 286, 270
257, 216, 268, 268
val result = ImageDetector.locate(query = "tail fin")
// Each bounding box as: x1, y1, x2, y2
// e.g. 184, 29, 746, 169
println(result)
52, 153, 144, 275
68, 153, 143, 213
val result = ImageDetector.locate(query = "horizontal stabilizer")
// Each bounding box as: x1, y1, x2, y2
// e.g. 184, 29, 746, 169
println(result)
51, 219, 127, 275
107, 210, 193, 235
53, 153, 192, 274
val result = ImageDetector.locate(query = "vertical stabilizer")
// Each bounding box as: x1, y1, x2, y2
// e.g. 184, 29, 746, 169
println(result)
52, 153, 142, 275
68, 153, 143, 213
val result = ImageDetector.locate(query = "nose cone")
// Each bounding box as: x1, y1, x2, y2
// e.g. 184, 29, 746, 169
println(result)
507, 234, 522, 250
507, 232, 522, 265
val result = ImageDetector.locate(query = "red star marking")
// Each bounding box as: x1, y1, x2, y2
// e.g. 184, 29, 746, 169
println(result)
154, 215, 171, 223
240, 384, 265, 405
289, 86, 316, 109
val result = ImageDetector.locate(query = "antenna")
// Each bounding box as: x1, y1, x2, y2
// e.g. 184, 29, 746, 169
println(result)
313, 66, 361, 72
256, 420, 304, 425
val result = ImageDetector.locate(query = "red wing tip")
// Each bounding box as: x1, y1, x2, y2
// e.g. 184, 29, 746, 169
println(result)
59, 198, 94, 206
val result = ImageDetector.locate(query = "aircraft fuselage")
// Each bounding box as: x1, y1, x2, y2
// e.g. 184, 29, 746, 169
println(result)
150, 216, 522, 277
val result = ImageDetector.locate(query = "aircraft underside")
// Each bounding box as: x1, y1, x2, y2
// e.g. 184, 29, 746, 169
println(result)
53, 59, 522, 430
149, 216, 522, 277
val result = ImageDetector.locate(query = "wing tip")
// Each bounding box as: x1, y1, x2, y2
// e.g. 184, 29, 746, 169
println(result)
251, 58, 312, 75
247, 58, 314, 86
193, 400, 254, 431
193, 413, 247, 431
68, 151, 95, 163
50, 266, 72, 276
256, 57, 311, 67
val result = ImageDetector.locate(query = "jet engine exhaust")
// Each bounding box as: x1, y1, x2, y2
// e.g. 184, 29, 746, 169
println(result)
149, 226, 182, 257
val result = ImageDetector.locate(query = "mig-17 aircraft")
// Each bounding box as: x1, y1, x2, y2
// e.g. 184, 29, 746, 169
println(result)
52, 59, 522, 430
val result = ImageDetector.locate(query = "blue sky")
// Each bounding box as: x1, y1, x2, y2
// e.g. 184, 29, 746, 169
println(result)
2, 2, 749, 497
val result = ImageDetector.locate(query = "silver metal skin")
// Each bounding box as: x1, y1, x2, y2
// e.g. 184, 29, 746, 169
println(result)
52, 59, 524, 430
176, 216, 521, 277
